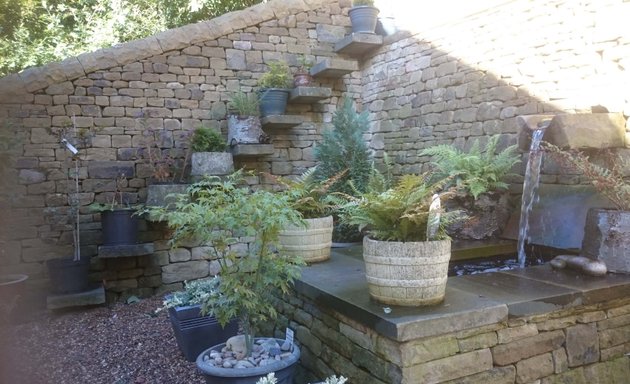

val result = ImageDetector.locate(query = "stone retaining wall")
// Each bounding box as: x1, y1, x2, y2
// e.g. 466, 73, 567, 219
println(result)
269, 291, 630, 383
0, 0, 354, 298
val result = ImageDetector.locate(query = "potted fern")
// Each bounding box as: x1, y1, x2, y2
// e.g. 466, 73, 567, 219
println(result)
420, 135, 521, 239
141, 171, 303, 383
258, 61, 292, 117
274, 169, 346, 264
227, 90, 267, 145
349, 0, 380, 34
190, 126, 234, 178
341, 173, 462, 306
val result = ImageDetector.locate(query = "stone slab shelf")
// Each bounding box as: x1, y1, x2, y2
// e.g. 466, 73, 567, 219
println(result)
47, 284, 106, 310
98, 243, 155, 258
261, 115, 304, 129
334, 33, 383, 56
310, 58, 359, 78
231, 144, 274, 157
289, 86, 332, 104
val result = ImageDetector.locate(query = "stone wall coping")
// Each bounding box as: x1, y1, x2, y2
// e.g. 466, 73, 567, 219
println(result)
0, 0, 341, 103
296, 246, 630, 342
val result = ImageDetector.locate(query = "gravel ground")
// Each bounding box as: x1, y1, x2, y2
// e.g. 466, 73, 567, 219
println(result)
0, 295, 206, 384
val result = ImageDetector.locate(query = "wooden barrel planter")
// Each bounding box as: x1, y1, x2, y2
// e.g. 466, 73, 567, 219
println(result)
279, 216, 333, 263
362, 237, 451, 306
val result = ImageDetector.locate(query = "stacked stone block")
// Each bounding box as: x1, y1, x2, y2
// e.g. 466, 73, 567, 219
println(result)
271, 291, 630, 383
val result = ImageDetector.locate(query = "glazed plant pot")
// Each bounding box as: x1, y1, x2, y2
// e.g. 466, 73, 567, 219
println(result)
348, 6, 380, 34
168, 304, 239, 362
258, 88, 290, 117
362, 237, 451, 306
196, 338, 300, 384
101, 209, 138, 246
46, 257, 91, 294
293, 73, 312, 87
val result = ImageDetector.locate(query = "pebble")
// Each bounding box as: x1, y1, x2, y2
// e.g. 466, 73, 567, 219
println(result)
199, 338, 294, 370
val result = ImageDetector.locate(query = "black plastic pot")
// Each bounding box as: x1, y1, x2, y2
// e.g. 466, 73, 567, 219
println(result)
196, 338, 300, 384
348, 6, 380, 34
101, 209, 138, 245
258, 88, 289, 116
46, 257, 91, 294
168, 304, 239, 362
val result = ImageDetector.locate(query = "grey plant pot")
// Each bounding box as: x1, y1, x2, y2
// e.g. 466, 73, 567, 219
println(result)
227, 115, 265, 145
196, 338, 300, 384
168, 304, 239, 362
348, 6, 380, 34
191, 152, 234, 177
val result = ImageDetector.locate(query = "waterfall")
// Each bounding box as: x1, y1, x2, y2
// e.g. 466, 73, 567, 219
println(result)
517, 127, 547, 268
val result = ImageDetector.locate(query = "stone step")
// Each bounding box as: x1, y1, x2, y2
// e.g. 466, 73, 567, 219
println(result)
98, 242, 155, 258
310, 58, 359, 78
47, 284, 106, 310
261, 115, 304, 129
289, 86, 332, 104
334, 33, 383, 56
231, 144, 274, 157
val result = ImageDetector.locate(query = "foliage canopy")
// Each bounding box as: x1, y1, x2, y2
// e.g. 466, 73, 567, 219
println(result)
0, 0, 264, 77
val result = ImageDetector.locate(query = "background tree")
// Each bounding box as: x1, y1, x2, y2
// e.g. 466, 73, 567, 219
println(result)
0, 0, 264, 77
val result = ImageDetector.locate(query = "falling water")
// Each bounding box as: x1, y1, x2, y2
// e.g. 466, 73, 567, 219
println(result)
517, 127, 547, 268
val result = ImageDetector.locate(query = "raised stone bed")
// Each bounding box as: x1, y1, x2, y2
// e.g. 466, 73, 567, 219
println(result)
272, 247, 630, 383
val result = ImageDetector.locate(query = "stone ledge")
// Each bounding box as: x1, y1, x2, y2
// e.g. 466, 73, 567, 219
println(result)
296, 247, 630, 342
98, 243, 155, 258
261, 115, 304, 129
310, 58, 359, 78
334, 33, 383, 56
46, 284, 106, 310
231, 144, 275, 157
289, 86, 332, 104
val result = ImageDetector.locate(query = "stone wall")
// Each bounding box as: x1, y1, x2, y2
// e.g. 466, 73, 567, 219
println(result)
362, 0, 630, 177
0, 0, 356, 299
270, 291, 630, 383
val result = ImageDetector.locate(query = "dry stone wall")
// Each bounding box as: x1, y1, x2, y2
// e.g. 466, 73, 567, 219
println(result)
0, 0, 359, 299
363, 0, 630, 177
271, 291, 630, 383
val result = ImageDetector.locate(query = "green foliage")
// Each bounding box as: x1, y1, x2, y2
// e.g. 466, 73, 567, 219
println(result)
296, 55, 313, 73
341, 173, 462, 242
256, 373, 347, 384
227, 91, 260, 117
420, 135, 521, 199
160, 277, 221, 310
258, 61, 292, 89
353, 0, 375, 6
140, 171, 304, 357
272, 168, 346, 219
543, 143, 630, 211
190, 127, 227, 152
0, 0, 264, 77
314, 97, 372, 195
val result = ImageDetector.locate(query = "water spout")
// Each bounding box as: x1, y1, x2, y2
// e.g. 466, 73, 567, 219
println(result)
517, 121, 550, 268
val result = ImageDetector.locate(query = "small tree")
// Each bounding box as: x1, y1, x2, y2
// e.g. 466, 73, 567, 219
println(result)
314, 97, 372, 195
142, 171, 304, 358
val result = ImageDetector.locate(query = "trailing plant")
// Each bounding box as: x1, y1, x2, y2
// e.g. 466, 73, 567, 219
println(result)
158, 277, 221, 311
190, 127, 228, 152
256, 372, 347, 384
543, 143, 630, 211
420, 135, 520, 199
140, 124, 189, 184
352, 0, 375, 6
271, 168, 347, 219
227, 90, 260, 117
258, 61, 292, 89
296, 55, 313, 73
341, 173, 462, 242
89, 175, 136, 212
139, 171, 304, 358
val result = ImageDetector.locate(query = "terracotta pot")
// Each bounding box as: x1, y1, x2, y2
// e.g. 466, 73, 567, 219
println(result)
293, 72, 311, 87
